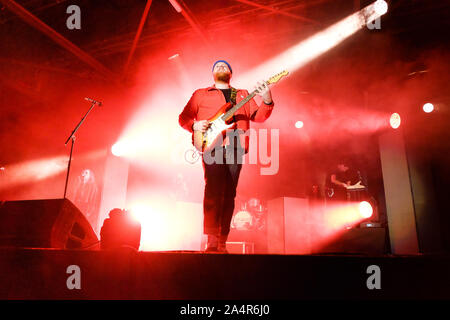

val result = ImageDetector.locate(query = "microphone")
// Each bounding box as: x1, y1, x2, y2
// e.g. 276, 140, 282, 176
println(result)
84, 97, 103, 106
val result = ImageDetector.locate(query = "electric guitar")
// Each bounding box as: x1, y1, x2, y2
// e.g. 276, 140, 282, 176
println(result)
192, 70, 289, 153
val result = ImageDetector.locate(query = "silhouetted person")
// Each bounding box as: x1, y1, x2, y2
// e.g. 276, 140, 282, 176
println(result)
326, 160, 361, 202
73, 169, 98, 229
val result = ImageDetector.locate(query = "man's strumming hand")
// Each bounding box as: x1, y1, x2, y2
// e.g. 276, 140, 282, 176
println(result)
193, 120, 209, 132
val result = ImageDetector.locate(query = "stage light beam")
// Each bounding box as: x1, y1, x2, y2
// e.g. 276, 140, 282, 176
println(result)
295, 120, 304, 129
236, 0, 389, 87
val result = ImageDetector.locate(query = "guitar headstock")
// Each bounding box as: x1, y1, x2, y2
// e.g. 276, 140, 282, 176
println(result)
267, 70, 289, 85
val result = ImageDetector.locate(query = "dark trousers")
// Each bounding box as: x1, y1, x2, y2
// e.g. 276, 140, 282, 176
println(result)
202, 147, 243, 237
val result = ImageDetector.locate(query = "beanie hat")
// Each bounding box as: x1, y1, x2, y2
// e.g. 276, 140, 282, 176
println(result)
212, 60, 232, 73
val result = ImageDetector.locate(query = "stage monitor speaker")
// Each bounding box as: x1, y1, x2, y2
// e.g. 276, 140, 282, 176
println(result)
0, 199, 99, 249
317, 228, 386, 255
267, 197, 311, 254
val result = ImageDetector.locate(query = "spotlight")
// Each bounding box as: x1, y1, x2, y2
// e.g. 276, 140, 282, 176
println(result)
100, 208, 141, 250
168, 0, 182, 13
374, 0, 388, 15
111, 142, 125, 157
295, 120, 304, 129
390, 113, 401, 129
423, 103, 434, 113
359, 201, 373, 219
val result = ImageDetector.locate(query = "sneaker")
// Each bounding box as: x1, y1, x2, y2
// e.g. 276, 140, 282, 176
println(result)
217, 246, 229, 254
218, 241, 228, 254
204, 234, 219, 253
204, 245, 219, 253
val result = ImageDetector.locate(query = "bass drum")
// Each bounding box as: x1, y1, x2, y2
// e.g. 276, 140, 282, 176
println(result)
231, 210, 254, 231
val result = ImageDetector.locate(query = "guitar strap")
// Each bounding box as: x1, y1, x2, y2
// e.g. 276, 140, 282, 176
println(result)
230, 87, 237, 105
229, 87, 238, 125
228, 87, 240, 150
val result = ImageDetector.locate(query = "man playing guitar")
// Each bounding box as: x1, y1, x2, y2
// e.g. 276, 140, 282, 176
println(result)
178, 60, 274, 253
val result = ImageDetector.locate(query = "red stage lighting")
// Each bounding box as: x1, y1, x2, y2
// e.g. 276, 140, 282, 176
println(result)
295, 120, 304, 129
423, 103, 434, 113
127, 199, 203, 251
359, 201, 373, 219
390, 113, 401, 129
168, 0, 182, 13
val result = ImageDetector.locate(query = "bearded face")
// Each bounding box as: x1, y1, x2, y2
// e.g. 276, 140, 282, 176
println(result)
213, 63, 231, 83
213, 71, 231, 83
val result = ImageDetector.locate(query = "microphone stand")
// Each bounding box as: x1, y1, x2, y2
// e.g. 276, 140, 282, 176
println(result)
63, 100, 99, 199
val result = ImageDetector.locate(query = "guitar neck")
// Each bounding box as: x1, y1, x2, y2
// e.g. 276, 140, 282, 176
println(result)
221, 84, 266, 121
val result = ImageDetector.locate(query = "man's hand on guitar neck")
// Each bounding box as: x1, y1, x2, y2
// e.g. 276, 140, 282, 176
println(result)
255, 80, 272, 104
193, 120, 209, 132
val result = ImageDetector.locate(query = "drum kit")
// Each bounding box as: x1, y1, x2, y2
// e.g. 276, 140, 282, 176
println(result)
231, 197, 266, 231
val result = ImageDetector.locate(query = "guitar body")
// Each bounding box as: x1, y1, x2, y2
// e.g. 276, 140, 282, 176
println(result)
190, 70, 289, 154
192, 102, 234, 153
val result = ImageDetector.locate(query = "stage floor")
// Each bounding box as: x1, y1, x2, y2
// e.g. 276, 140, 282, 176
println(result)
1, 248, 449, 299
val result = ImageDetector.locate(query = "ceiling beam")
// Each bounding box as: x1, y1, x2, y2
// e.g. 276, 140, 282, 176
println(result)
123, 0, 153, 75
0, 0, 117, 80
233, 0, 318, 23
169, 0, 211, 45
